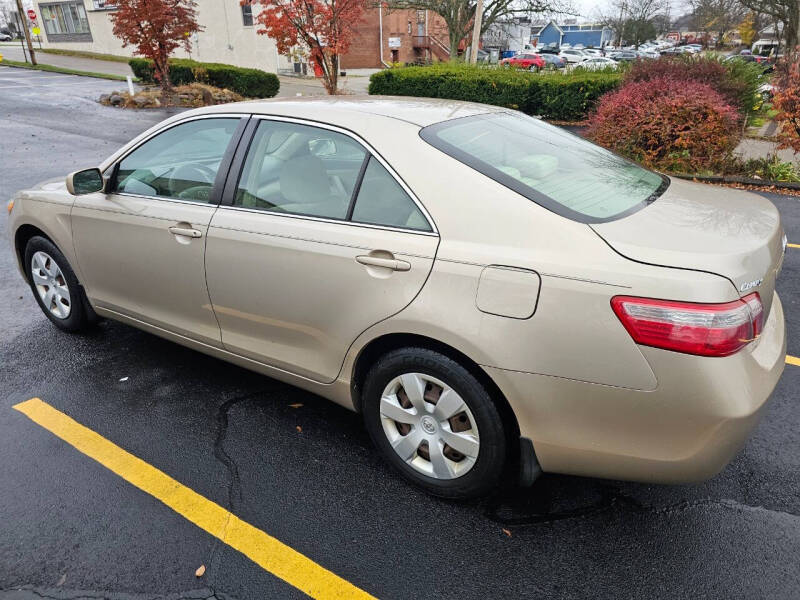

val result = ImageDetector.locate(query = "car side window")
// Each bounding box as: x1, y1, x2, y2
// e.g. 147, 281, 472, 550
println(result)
115, 118, 239, 203
351, 157, 431, 231
234, 120, 366, 220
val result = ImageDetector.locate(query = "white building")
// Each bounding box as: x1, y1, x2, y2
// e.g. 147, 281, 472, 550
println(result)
33, 0, 288, 73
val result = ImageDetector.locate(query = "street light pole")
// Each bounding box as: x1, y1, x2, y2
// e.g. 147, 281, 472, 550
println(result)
469, 0, 484, 64
14, 0, 37, 65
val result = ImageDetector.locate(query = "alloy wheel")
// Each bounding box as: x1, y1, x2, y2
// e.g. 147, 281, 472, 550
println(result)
379, 372, 480, 480
31, 251, 71, 319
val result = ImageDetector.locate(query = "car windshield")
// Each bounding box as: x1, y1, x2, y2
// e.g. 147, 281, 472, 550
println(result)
419, 112, 667, 223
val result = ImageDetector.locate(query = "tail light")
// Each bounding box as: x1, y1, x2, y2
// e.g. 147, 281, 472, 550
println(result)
611, 293, 763, 357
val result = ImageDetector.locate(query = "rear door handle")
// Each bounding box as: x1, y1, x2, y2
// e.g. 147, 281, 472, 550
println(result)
356, 255, 411, 271
168, 226, 203, 239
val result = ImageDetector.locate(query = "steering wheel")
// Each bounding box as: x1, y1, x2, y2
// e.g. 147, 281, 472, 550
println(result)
168, 164, 216, 198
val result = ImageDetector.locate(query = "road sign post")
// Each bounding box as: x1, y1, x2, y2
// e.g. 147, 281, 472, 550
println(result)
14, 0, 37, 65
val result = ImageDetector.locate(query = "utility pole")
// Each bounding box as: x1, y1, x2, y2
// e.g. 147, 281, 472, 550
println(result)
795, 0, 800, 52
14, 0, 36, 65
469, 0, 484, 64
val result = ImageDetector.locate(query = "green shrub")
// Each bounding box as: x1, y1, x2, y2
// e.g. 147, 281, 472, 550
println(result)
128, 58, 279, 98
368, 65, 622, 121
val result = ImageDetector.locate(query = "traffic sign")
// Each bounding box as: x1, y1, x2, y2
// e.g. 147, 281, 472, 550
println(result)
27, 9, 36, 20
32, 26, 40, 35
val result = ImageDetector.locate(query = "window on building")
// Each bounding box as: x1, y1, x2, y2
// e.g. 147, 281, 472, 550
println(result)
416, 10, 425, 23
407, 21, 412, 34
241, 2, 253, 26
92, 0, 116, 9
40, 2, 90, 35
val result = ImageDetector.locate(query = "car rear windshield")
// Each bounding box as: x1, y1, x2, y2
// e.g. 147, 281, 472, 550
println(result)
419, 112, 668, 223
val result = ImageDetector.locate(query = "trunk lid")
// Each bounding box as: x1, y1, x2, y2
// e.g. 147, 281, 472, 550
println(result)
591, 177, 785, 314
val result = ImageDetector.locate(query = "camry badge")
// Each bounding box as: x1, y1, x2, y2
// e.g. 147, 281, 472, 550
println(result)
739, 279, 763, 292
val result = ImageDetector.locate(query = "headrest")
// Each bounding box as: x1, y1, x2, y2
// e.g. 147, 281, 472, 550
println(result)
279, 155, 329, 205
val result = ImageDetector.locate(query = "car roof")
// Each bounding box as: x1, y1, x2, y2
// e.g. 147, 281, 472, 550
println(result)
188, 95, 506, 128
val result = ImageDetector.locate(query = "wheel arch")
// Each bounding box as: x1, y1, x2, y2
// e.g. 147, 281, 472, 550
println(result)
14, 224, 58, 283
350, 332, 521, 443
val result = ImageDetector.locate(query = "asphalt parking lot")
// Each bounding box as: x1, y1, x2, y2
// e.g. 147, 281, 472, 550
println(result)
1, 67, 800, 600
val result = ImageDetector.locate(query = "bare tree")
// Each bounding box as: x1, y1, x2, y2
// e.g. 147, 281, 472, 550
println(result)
596, 0, 669, 47
382, 0, 574, 59
0, 0, 17, 32
689, 0, 746, 46
738, 0, 798, 50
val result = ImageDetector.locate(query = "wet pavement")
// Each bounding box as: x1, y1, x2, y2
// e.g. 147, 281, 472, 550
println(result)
1, 67, 799, 600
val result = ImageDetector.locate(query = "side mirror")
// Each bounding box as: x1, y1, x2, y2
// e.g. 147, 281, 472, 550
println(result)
66, 168, 104, 195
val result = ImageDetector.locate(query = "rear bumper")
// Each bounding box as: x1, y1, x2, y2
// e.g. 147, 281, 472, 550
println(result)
487, 292, 787, 484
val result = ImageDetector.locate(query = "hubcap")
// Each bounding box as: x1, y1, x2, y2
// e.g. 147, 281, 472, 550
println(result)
31, 251, 71, 319
379, 373, 480, 480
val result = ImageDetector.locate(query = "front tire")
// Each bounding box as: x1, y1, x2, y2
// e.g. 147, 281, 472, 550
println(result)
362, 348, 508, 499
24, 236, 89, 332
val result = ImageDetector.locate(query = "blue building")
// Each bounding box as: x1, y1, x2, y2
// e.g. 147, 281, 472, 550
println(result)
533, 21, 614, 48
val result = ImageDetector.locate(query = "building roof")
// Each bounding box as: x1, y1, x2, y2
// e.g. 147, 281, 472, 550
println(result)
534, 20, 564, 36
184, 95, 507, 127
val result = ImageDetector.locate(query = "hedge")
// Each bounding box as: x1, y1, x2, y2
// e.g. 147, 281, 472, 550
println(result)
129, 58, 279, 98
368, 65, 622, 121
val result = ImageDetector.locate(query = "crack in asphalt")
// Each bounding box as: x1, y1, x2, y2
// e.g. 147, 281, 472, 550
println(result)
201, 385, 289, 589
484, 486, 800, 527
0, 586, 232, 599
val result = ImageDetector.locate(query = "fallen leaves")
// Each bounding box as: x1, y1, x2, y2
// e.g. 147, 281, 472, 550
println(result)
118, 377, 129, 382
296, 426, 302, 433
502, 528, 512, 537
195, 564, 206, 577
289, 403, 303, 409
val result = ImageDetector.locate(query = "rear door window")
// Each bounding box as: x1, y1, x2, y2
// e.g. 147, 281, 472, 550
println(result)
234, 120, 366, 220
351, 157, 431, 231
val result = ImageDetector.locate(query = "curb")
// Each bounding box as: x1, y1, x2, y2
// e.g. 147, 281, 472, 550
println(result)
0, 60, 130, 81
671, 173, 800, 191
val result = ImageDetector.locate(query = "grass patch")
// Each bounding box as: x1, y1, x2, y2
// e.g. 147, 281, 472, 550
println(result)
747, 104, 780, 129
0, 58, 131, 81
39, 48, 132, 63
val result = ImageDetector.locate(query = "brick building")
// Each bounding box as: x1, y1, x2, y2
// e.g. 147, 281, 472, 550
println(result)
341, 7, 451, 68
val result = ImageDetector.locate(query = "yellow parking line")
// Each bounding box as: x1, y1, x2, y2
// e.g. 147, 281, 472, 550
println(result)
13, 398, 375, 600
788, 243, 800, 249
787, 355, 800, 367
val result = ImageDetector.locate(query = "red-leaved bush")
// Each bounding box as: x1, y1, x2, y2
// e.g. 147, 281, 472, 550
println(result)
625, 56, 753, 115
586, 77, 742, 172
773, 53, 800, 154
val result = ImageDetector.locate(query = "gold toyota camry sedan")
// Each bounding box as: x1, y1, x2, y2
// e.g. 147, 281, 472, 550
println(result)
8, 97, 787, 498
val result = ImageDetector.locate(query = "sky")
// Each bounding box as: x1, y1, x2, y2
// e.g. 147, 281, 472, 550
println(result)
568, 0, 685, 22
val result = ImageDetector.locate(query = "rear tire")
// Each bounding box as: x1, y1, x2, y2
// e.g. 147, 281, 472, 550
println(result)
362, 347, 508, 499
24, 236, 90, 333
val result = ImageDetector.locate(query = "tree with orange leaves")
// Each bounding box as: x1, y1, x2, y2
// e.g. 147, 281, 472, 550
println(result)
248, 0, 366, 94
110, 0, 201, 92
773, 51, 800, 154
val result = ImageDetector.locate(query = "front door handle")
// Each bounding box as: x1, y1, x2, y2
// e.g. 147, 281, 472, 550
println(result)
168, 225, 203, 239
356, 255, 411, 272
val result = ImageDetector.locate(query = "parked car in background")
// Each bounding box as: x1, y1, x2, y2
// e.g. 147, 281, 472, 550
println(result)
539, 53, 567, 70
8, 98, 787, 499
609, 50, 639, 62
0, 32, 13, 41
537, 44, 560, 54
559, 48, 586, 63
582, 48, 604, 57
636, 49, 660, 59
575, 57, 619, 71
499, 52, 545, 71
